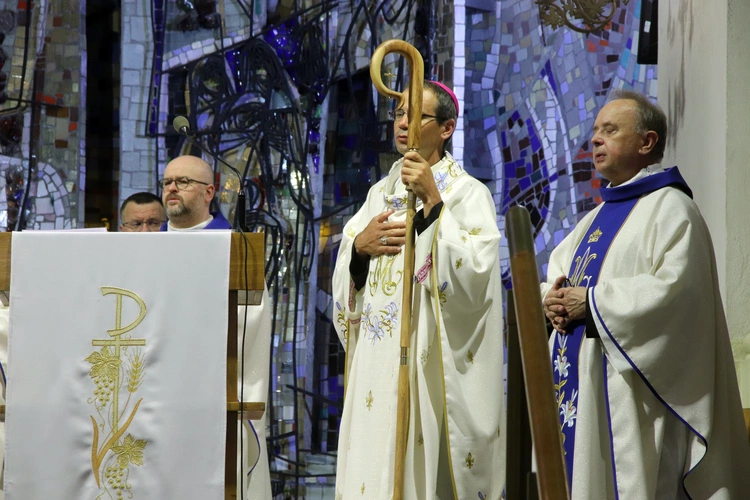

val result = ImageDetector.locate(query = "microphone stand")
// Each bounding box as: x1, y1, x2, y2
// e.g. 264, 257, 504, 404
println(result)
173, 118, 247, 232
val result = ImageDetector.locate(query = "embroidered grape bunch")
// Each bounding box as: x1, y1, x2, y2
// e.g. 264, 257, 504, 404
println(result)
86, 347, 122, 410
93, 376, 116, 408
104, 463, 130, 498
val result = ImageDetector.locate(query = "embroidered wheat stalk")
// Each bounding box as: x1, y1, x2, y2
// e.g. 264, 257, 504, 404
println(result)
127, 350, 145, 393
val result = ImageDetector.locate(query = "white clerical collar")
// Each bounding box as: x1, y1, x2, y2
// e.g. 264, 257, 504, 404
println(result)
167, 215, 213, 231
616, 163, 664, 187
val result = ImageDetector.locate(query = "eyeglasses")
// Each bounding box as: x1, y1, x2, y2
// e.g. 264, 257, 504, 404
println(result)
158, 177, 210, 190
388, 109, 441, 122
122, 219, 165, 230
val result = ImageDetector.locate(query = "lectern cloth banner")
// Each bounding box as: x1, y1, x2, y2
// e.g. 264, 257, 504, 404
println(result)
3, 232, 231, 500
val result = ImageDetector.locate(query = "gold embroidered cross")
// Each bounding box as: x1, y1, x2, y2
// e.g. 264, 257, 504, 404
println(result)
366, 391, 373, 410
465, 452, 475, 469
92, 288, 147, 434
361, 482, 366, 494
467, 350, 474, 364
89, 287, 148, 489
455, 258, 463, 269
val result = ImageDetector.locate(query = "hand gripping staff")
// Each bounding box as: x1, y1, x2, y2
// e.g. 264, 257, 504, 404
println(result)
370, 39, 423, 500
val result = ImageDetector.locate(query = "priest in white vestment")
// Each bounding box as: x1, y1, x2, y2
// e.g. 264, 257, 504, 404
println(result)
159, 154, 273, 499
543, 90, 750, 499
332, 81, 506, 499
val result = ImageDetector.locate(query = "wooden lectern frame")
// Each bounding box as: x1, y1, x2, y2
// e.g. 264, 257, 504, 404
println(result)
0, 232, 267, 500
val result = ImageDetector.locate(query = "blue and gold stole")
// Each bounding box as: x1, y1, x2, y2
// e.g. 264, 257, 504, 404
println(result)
551, 166, 692, 488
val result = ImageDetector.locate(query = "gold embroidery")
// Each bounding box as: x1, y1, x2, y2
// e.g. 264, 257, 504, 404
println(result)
570, 246, 597, 288
418, 433, 424, 445
469, 228, 482, 235
461, 235, 467, 243
448, 160, 463, 178
89, 287, 149, 498
361, 482, 366, 495
455, 258, 463, 270
467, 350, 474, 364
438, 282, 448, 305
368, 254, 403, 296
465, 452, 475, 469
445, 185, 453, 195
497, 425, 501, 437
366, 391, 373, 410
588, 227, 602, 243
347, 228, 357, 239
112, 434, 147, 468
336, 303, 347, 331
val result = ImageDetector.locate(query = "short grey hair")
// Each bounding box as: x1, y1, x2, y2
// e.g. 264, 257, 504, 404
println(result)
608, 89, 667, 161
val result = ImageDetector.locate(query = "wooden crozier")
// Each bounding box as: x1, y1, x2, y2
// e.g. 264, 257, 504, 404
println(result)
0, 232, 266, 500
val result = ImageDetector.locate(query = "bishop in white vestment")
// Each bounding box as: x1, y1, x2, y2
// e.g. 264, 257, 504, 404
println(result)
543, 91, 750, 499
332, 82, 505, 499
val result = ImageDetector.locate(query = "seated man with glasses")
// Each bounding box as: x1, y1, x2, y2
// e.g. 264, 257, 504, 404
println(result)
119, 192, 165, 232
158, 155, 231, 231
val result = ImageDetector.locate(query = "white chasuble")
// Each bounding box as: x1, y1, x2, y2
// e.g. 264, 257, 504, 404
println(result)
542, 167, 750, 499
332, 153, 506, 499
4, 232, 231, 499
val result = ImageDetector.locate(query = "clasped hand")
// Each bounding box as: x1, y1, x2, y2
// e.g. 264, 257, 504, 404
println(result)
543, 275, 587, 333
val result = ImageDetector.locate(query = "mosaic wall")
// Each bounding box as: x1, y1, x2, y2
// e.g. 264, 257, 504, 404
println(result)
461, 0, 657, 281
0, 0, 85, 230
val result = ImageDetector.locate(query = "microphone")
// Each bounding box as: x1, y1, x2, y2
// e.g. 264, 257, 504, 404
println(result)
172, 115, 247, 232
173, 115, 191, 136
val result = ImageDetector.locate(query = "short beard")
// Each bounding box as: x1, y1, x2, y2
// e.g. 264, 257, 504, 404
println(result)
166, 202, 189, 218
